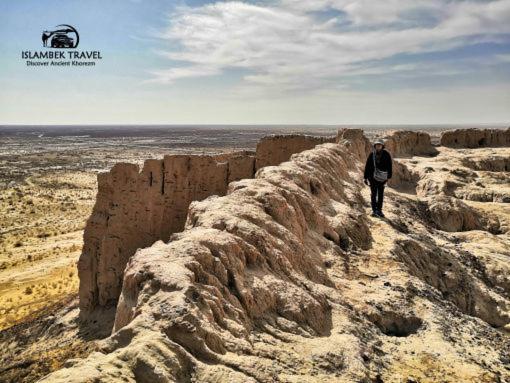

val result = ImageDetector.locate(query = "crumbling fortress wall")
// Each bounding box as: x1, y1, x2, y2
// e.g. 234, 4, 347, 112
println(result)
382, 130, 438, 157
79, 135, 336, 317
42, 128, 510, 382
255, 134, 336, 169
440, 127, 510, 148
78, 128, 510, 318
78, 151, 255, 314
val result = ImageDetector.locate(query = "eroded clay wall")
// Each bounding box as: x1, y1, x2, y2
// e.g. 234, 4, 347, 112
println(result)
78, 151, 255, 315
440, 128, 510, 148
83, 128, 498, 317
79, 134, 338, 317
382, 130, 437, 157
336, 128, 371, 161
255, 134, 336, 170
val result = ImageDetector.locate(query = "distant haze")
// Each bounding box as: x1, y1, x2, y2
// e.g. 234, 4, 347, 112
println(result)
1, 124, 508, 142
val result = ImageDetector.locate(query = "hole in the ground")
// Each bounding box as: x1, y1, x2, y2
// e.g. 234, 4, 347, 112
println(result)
310, 180, 321, 195
368, 312, 423, 337
338, 236, 350, 251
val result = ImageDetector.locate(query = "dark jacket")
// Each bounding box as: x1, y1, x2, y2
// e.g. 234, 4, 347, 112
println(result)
364, 149, 392, 181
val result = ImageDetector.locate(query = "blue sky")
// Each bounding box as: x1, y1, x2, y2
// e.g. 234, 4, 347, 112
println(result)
1, 0, 509, 125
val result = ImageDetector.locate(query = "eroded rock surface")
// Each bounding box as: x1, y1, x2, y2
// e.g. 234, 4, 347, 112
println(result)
382, 130, 438, 157
440, 127, 510, 148
255, 134, 336, 169
78, 152, 256, 316
43, 129, 509, 382
79, 135, 336, 319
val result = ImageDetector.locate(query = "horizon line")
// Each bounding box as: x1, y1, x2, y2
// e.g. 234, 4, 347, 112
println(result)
1, 123, 508, 128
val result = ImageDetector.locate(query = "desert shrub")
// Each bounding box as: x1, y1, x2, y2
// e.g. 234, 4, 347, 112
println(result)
24, 286, 33, 295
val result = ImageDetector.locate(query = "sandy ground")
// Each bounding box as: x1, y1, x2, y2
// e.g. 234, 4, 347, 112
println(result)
0, 139, 252, 331
0, 171, 95, 331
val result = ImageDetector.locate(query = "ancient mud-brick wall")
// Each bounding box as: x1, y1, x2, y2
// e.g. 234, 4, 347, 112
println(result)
336, 128, 371, 161
79, 135, 336, 317
255, 134, 336, 170
79, 151, 255, 315
440, 127, 510, 148
381, 130, 438, 157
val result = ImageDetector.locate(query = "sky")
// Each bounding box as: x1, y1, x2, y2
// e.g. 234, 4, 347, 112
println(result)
0, 0, 509, 125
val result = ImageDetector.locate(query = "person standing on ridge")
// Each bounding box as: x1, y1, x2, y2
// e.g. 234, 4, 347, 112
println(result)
364, 139, 392, 217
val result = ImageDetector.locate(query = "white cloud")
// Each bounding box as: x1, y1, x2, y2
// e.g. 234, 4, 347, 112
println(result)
151, 0, 510, 94
281, 0, 445, 26
496, 53, 510, 62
